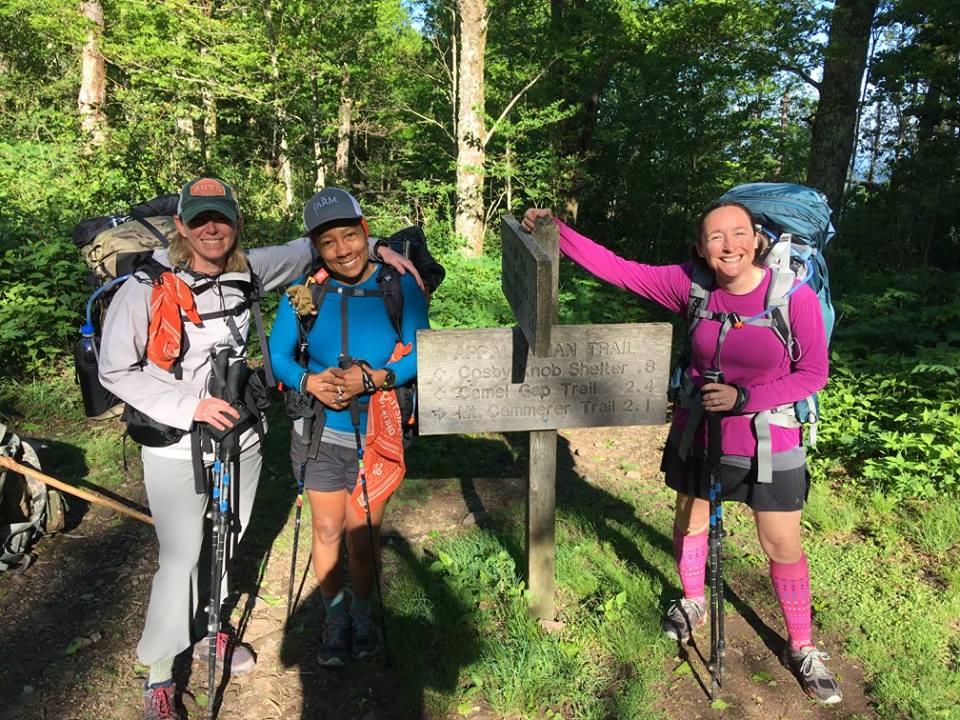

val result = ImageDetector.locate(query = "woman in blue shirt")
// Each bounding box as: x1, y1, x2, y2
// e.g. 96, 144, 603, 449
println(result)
269, 188, 429, 666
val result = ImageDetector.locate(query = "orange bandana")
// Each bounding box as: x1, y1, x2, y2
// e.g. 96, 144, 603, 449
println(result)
350, 341, 413, 519
147, 272, 203, 371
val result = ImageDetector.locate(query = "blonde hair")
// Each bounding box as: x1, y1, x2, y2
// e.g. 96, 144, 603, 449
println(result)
169, 228, 249, 273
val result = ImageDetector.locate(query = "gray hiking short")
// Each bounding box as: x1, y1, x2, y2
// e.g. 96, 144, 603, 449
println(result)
291, 440, 359, 494
661, 442, 810, 512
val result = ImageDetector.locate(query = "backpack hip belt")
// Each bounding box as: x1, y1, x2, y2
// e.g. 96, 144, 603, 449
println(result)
671, 368, 800, 484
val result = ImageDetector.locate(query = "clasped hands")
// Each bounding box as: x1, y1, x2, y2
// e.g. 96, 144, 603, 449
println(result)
304, 363, 382, 410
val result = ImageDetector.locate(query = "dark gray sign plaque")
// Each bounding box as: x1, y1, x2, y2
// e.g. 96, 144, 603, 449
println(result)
501, 215, 557, 357
417, 323, 672, 435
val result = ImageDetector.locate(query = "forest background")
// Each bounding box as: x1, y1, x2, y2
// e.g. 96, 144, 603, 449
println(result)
0, 1, 958, 717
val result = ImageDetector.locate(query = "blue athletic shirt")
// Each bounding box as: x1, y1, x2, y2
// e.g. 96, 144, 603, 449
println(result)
268, 265, 429, 435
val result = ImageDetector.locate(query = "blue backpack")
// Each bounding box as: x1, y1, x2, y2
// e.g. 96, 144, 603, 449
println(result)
671, 183, 836, 482
717, 182, 835, 342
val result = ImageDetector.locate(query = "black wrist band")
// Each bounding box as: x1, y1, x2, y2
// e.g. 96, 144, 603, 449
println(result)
360, 366, 376, 394
373, 239, 386, 261
731, 385, 749, 413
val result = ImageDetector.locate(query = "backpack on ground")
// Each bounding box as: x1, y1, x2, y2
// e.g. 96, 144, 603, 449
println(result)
0, 423, 65, 571
670, 182, 835, 482
286, 226, 445, 446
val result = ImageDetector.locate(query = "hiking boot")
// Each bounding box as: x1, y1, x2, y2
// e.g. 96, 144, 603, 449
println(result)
143, 680, 180, 720
350, 607, 381, 660
661, 598, 707, 642
783, 645, 842, 704
192, 630, 256, 675
317, 612, 351, 666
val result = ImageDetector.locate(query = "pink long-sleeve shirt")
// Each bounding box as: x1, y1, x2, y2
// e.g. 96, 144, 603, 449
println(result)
556, 220, 828, 456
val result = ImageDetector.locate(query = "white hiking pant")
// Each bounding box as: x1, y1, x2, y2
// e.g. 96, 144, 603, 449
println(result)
136, 444, 262, 666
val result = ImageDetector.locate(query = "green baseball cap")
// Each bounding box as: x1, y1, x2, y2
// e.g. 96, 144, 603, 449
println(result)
177, 177, 239, 223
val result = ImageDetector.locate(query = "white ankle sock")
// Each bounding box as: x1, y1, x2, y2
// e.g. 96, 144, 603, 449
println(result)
148, 656, 174, 686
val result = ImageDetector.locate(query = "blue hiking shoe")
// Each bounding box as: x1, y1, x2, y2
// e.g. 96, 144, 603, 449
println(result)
317, 612, 351, 666
350, 607, 381, 660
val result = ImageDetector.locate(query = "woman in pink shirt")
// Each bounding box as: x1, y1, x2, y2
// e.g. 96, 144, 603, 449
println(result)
522, 203, 840, 704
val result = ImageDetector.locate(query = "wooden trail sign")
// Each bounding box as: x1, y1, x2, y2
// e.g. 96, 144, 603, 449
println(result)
417, 324, 672, 435
501, 215, 558, 356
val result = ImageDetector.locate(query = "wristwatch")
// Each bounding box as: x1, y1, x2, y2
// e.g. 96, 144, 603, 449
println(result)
381, 369, 397, 390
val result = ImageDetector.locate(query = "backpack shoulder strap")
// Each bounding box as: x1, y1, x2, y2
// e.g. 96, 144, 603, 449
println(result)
132, 255, 168, 284
686, 264, 715, 333
763, 237, 798, 352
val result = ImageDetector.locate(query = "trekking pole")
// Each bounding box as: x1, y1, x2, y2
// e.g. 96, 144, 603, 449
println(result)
339, 356, 389, 663
206, 447, 230, 720
287, 414, 313, 619
703, 368, 726, 700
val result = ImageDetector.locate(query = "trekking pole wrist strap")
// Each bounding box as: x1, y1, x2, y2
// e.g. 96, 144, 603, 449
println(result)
360, 365, 377, 394
731, 385, 749, 414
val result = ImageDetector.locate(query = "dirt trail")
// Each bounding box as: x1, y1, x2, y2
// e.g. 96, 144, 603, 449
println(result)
0, 425, 876, 720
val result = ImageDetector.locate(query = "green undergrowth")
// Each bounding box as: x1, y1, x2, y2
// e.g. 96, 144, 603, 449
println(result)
815, 269, 960, 499
0, 363, 130, 491
801, 482, 960, 719
386, 502, 673, 719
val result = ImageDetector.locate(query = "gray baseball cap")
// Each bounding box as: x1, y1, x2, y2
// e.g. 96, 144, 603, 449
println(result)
303, 188, 364, 234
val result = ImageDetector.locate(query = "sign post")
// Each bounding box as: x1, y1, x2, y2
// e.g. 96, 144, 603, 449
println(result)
417, 216, 672, 620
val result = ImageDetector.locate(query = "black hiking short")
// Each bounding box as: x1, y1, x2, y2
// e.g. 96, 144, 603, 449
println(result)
291, 439, 359, 494
660, 442, 810, 512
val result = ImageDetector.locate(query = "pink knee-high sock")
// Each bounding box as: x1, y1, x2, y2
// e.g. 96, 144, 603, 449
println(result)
770, 554, 813, 651
673, 526, 708, 602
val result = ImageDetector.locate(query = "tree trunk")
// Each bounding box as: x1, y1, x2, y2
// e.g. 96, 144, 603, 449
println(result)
199, 50, 217, 164
262, 0, 293, 210
866, 99, 882, 184
806, 0, 878, 212
311, 69, 328, 191
775, 90, 790, 179
196, 1, 219, 164
335, 64, 353, 182
78, 0, 106, 147
455, 0, 488, 257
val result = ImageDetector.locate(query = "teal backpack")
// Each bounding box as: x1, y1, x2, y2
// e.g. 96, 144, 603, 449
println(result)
671, 183, 836, 482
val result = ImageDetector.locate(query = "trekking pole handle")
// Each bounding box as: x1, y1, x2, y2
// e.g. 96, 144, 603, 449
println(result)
703, 368, 724, 387
338, 355, 362, 427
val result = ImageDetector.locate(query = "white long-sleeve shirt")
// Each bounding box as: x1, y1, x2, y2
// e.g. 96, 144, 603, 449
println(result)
99, 238, 313, 458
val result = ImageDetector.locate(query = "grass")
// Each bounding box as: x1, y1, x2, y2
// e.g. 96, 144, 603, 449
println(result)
0, 363, 136, 491
383, 440, 960, 720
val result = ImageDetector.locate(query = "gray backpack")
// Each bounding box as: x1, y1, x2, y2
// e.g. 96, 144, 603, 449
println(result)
0, 424, 65, 570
